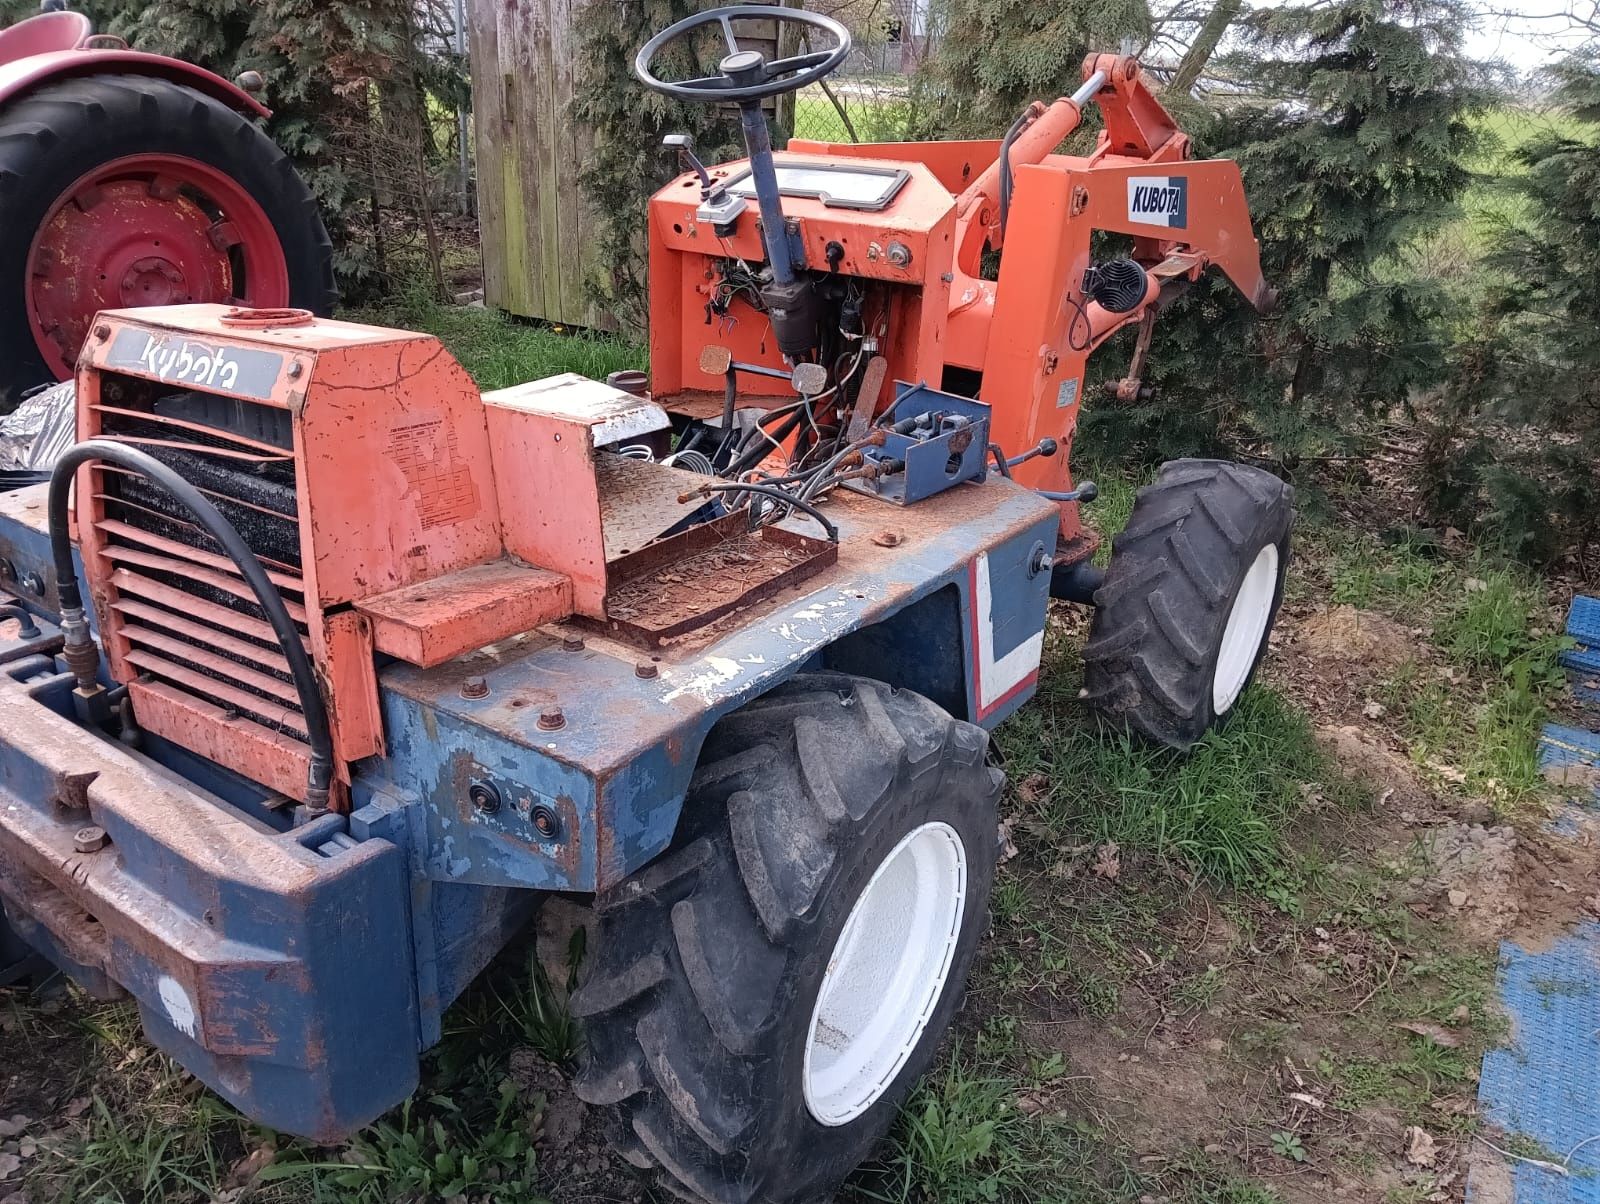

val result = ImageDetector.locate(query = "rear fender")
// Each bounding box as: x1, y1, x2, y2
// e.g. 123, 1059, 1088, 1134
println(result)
0, 48, 269, 118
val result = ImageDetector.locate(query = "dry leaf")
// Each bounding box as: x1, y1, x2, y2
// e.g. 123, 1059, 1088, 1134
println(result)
1405, 1125, 1438, 1167
225, 1145, 278, 1187
0, 1154, 18, 1181
62, 1097, 90, 1119
1447, 888, 1469, 907
1018, 773, 1050, 805
0, 1118, 25, 1140
1092, 842, 1121, 881
1363, 700, 1387, 719
997, 817, 1019, 864
1397, 1021, 1461, 1048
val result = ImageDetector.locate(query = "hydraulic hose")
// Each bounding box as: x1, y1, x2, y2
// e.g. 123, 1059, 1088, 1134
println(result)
685, 481, 839, 542
48, 440, 334, 811
997, 104, 1039, 242
0, 605, 40, 640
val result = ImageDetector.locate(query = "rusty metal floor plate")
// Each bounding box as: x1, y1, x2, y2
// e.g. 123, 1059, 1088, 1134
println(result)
596, 454, 711, 560
599, 510, 837, 646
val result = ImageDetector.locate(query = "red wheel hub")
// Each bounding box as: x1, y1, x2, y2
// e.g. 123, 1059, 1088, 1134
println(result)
25, 154, 291, 380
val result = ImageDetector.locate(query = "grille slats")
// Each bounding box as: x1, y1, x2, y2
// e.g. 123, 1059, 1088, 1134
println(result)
110, 598, 293, 675
96, 519, 306, 594
121, 625, 300, 706
93, 384, 312, 757
98, 545, 308, 623
109, 569, 295, 649
123, 650, 308, 739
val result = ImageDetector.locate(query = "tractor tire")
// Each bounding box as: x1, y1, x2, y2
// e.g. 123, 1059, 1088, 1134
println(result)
1081, 458, 1294, 749
572, 673, 1001, 1204
0, 74, 335, 408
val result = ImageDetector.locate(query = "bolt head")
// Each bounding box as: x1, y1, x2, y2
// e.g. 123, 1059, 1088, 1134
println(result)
460, 675, 489, 699
562, 635, 585, 652
635, 660, 659, 680
871, 530, 904, 548
92, 324, 111, 342
73, 825, 107, 853
537, 707, 566, 731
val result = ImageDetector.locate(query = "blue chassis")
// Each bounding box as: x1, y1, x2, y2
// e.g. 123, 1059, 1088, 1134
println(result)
0, 477, 1057, 1139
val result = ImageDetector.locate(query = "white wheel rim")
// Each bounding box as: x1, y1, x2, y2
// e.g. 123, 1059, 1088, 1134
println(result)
1212, 543, 1279, 715
802, 821, 968, 1126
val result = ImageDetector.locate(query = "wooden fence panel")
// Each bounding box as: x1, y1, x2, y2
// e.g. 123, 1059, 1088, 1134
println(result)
471, 0, 787, 334
469, 0, 611, 330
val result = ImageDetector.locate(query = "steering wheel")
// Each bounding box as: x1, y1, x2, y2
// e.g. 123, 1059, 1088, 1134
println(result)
635, 5, 853, 104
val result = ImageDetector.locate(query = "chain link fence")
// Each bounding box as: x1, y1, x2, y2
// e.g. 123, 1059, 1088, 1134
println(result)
781, 0, 940, 144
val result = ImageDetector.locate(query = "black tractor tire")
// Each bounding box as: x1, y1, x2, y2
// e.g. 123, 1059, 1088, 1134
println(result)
0, 74, 335, 408
1081, 458, 1294, 749
572, 673, 1002, 1204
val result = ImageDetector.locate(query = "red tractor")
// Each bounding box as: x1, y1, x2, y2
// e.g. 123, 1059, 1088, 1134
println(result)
0, 8, 334, 408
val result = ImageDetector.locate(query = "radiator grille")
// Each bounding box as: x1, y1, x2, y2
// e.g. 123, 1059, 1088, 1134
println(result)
93, 382, 310, 744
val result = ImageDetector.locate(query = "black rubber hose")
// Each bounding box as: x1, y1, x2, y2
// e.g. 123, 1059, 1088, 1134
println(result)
48, 440, 334, 808
715, 367, 740, 461
689, 481, 839, 542
0, 605, 39, 639
998, 105, 1038, 241
726, 409, 804, 477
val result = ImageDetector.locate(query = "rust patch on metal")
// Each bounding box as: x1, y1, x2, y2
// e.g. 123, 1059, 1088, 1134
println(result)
50, 769, 99, 813
599, 511, 837, 647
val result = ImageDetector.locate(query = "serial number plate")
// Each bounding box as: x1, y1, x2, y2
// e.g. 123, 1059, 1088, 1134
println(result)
104, 328, 287, 401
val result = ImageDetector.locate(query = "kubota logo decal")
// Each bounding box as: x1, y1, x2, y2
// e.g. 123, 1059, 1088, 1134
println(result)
1127, 176, 1188, 229
104, 328, 287, 401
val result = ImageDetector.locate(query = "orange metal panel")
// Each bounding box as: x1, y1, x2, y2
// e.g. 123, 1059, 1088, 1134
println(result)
321, 609, 384, 763
482, 388, 608, 618
127, 680, 320, 805
295, 337, 504, 606
357, 560, 573, 668
648, 157, 956, 420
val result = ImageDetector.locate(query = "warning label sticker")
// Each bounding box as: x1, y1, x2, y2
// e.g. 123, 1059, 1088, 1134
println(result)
386, 417, 477, 529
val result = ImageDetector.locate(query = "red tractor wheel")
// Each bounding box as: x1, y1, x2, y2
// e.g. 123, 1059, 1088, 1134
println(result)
0, 74, 334, 408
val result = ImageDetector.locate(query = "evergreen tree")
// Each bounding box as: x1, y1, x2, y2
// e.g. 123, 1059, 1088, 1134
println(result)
914, 0, 1151, 137
1086, 0, 1489, 469
571, 2, 748, 330
1428, 61, 1600, 564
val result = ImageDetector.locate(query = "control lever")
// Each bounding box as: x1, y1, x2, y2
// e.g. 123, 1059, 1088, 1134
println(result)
987, 438, 1058, 478
664, 133, 747, 236
1037, 481, 1099, 504
663, 133, 712, 190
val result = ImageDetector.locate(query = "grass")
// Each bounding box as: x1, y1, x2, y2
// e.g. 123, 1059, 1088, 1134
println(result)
2, 302, 1573, 1204
348, 296, 645, 388
1317, 527, 1569, 808
1000, 661, 1363, 889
